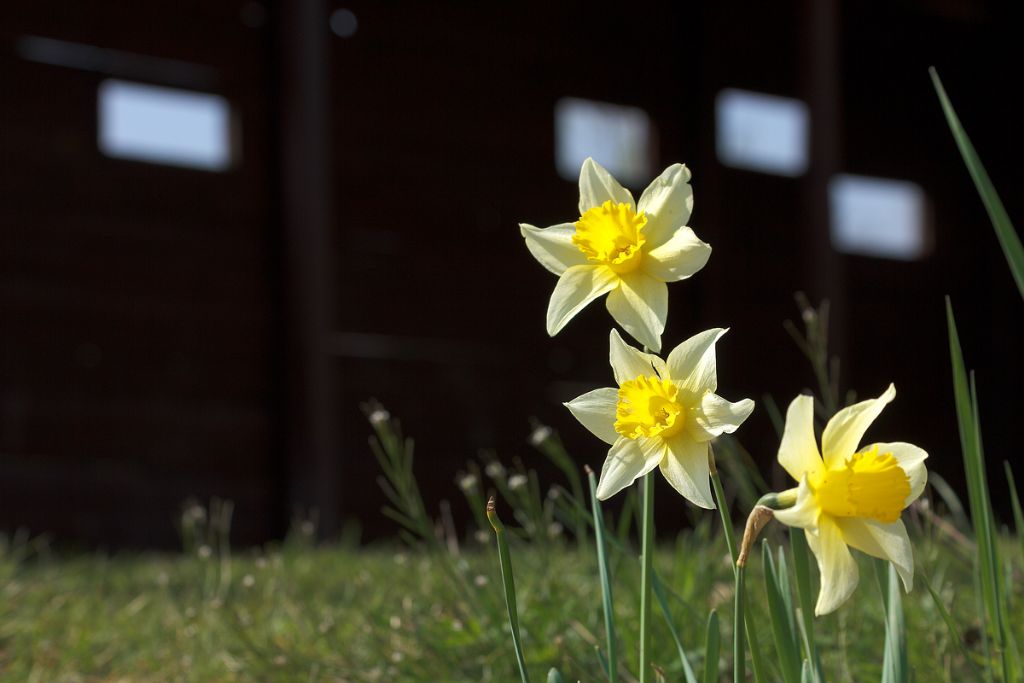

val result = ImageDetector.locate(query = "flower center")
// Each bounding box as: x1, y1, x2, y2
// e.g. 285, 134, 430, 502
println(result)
810, 446, 910, 523
614, 375, 683, 439
572, 200, 647, 273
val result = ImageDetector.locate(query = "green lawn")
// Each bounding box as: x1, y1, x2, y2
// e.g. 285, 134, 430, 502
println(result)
0, 505, 1006, 683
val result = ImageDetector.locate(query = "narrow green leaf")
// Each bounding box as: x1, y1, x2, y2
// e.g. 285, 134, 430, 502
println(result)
801, 660, 814, 683
877, 561, 908, 683
789, 528, 823, 682
930, 67, 1024, 301
703, 610, 720, 683
763, 542, 802, 683
1004, 461, 1024, 566
587, 469, 618, 683
652, 574, 699, 683
487, 497, 531, 683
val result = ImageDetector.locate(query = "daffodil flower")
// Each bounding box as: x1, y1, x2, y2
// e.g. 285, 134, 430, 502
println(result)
521, 158, 712, 352
565, 329, 754, 505
772, 385, 928, 615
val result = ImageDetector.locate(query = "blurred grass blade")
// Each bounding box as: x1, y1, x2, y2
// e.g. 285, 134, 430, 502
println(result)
763, 542, 802, 683
922, 572, 983, 677
587, 467, 619, 683
547, 668, 566, 683
1005, 462, 1024, 565
801, 660, 814, 683
652, 574, 699, 683
930, 67, 1024, 301
487, 497, 531, 683
703, 610, 720, 683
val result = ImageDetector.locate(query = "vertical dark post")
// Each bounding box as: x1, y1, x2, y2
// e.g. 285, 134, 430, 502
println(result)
278, 0, 339, 536
801, 0, 847, 365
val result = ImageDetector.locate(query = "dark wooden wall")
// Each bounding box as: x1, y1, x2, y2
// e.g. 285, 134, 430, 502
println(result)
1, 1, 1021, 546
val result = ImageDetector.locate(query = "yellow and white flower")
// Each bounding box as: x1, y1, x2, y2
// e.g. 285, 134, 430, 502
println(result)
773, 385, 928, 615
521, 158, 711, 352
565, 329, 754, 504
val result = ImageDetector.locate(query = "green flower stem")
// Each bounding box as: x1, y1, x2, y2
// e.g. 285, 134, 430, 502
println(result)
712, 459, 765, 683
734, 563, 747, 683
639, 472, 655, 683
487, 497, 531, 683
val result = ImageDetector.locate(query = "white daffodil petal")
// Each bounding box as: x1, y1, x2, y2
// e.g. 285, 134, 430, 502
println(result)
836, 518, 914, 592
596, 436, 659, 500
867, 441, 928, 505
659, 434, 714, 509
608, 329, 666, 384
693, 393, 754, 440
520, 222, 588, 275
579, 157, 635, 214
636, 163, 694, 248
605, 271, 667, 353
564, 387, 620, 445
822, 384, 896, 468
773, 476, 820, 529
546, 265, 618, 337
808, 517, 860, 616
778, 394, 825, 482
666, 328, 727, 393
643, 227, 712, 282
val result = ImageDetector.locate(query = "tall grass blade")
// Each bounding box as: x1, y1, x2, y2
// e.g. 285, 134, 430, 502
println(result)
487, 497, 531, 683
587, 467, 618, 683
946, 300, 1013, 680
652, 574, 700, 683
703, 610, 720, 683
1004, 461, 1024, 566
930, 67, 1024, 301
763, 542, 802, 683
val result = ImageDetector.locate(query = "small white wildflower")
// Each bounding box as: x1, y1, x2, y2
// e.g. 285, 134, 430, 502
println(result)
156, 571, 169, 587
474, 575, 489, 587
485, 462, 506, 478
529, 424, 552, 446
547, 487, 561, 500
242, 574, 255, 588
457, 473, 478, 492
474, 530, 490, 544
391, 651, 405, 663
508, 474, 528, 491
801, 306, 817, 323
548, 522, 564, 538
389, 615, 402, 629
452, 619, 463, 631
197, 545, 212, 560
393, 552, 408, 565
300, 520, 315, 536
369, 408, 390, 425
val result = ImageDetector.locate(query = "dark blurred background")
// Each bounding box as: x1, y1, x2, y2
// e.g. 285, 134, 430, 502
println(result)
1, 1, 1021, 548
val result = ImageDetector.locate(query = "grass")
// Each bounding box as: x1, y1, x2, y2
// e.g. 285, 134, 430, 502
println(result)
1, 503, 1017, 682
